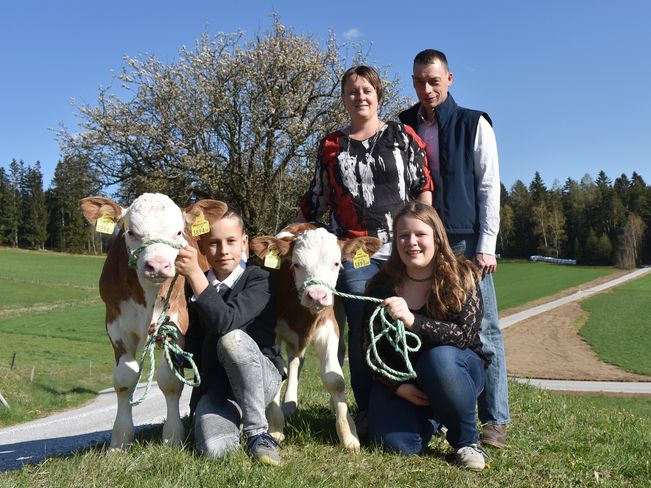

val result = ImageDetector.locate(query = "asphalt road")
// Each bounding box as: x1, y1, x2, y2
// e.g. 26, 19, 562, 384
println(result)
0, 384, 192, 472
1, 267, 649, 473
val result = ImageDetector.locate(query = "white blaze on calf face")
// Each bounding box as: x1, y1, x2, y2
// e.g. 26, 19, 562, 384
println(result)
122, 193, 187, 284
292, 228, 341, 310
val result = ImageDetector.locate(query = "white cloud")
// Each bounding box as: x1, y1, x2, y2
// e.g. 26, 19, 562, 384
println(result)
343, 28, 363, 40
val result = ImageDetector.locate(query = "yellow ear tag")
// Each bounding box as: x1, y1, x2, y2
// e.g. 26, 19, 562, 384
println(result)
264, 249, 281, 270
95, 214, 116, 235
191, 214, 210, 237
353, 248, 371, 268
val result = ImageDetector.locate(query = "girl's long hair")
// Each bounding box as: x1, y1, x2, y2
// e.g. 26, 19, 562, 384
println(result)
383, 201, 480, 319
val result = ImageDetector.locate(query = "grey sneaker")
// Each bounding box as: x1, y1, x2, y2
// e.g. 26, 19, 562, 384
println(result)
246, 432, 281, 466
480, 423, 507, 449
455, 443, 487, 470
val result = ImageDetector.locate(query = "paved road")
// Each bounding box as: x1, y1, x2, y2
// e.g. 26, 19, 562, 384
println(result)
1, 267, 649, 473
500, 267, 651, 330
514, 378, 651, 394
0, 384, 192, 472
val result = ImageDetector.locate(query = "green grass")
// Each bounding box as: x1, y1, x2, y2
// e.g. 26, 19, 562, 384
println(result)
0, 280, 98, 308
0, 247, 104, 288
579, 273, 651, 376
493, 260, 615, 311
1, 250, 650, 485
0, 302, 114, 427
2, 377, 651, 487
0, 248, 112, 426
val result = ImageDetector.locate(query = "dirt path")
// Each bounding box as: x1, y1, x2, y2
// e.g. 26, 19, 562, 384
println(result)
503, 270, 651, 382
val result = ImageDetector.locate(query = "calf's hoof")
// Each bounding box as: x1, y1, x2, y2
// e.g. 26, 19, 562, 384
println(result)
282, 401, 297, 418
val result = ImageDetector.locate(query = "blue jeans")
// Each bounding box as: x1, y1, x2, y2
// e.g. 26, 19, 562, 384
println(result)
336, 257, 382, 413
194, 330, 282, 458
449, 234, 510, 425
368, 345, 485, 454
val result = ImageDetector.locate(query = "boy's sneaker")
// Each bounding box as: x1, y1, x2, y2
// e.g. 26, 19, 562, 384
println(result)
455, 443, 487, 470
480, 423, 507, 448
246, 432, 281, 466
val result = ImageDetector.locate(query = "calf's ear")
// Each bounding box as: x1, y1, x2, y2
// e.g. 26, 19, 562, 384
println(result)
183, 199, 229, 230
250, 236, 291, 259
79, 197, 125, 225
340, 236, 383, 260
278, 222, 317, 238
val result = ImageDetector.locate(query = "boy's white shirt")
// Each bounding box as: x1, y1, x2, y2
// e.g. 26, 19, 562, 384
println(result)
190, 259, 247, 302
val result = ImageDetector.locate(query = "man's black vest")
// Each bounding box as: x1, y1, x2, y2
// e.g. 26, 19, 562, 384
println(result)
399, 94, 491, 235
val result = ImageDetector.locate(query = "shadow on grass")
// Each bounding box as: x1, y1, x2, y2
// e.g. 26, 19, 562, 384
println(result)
32, 382, 98, 396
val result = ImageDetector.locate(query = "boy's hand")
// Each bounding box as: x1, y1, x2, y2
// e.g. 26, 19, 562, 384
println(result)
382, 296, 415, 328
175, 246, 201, 277
175, 246, 209, 297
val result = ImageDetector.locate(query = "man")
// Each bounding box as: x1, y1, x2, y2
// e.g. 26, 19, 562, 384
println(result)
399, 49, 509, 448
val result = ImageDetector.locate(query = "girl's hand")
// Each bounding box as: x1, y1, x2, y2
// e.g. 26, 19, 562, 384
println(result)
382, 296, 415, 328
395, 383, 429, 406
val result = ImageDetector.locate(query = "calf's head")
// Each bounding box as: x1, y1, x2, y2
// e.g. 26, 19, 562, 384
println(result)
292, 228, 342, 311
80, 193, 187, 285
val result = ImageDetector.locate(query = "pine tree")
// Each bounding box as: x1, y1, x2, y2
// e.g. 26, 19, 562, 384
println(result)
20, 162, 48, 249
49, 156, 101, 253
0, 167, 11, 245
5, 160, 23, 247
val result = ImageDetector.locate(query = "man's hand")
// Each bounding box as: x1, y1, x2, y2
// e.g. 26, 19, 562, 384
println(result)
395, 383, 429, 406
382, 296, 415, 328
474, 253, 497, 277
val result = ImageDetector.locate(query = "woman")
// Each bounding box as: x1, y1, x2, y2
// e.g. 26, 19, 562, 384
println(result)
298, 66, 433, 424
363, 201, 489, 470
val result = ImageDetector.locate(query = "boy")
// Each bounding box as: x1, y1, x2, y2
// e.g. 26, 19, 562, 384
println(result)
175, 201, 284, 465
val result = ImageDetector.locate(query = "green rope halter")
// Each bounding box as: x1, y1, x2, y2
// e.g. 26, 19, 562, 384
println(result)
127, 238, 186, 268
130, 273, 202, 406
301, 279, 421, 382
127, 239, 202, 405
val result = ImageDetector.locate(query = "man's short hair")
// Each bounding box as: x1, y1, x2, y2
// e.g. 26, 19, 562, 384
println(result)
413, 49, 449, 71
340, 65, 384, 102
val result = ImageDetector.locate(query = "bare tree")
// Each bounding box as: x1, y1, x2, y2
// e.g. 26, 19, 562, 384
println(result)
616, 213, 646, 269
58, 16, 409, 235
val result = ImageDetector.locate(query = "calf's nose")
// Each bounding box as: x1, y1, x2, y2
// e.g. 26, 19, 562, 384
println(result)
306, 287, 328, 305
144, 256, 173, 275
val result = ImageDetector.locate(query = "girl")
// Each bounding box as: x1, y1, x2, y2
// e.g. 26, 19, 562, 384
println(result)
363, 201, 489, 470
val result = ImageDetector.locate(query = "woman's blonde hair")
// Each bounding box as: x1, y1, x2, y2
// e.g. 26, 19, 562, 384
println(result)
384, 201, 479, 319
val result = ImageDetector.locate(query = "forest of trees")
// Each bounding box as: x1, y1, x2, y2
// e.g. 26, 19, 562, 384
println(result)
0, 157, 103, 254
1, 18, 649, 267
2, 158, 648, 268
497, 170, 649, 267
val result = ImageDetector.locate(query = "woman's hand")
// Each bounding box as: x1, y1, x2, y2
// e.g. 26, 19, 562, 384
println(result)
382, 296, 415, 328
395, 383, 429, 407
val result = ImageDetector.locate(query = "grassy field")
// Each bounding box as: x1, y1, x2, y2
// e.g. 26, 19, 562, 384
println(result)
493, 260, 615, 311
3, 364, 651, 487
0, 248, 631, 427
0, 248, 111, 426
1, 248, 651, 485
579, 272, 651, 376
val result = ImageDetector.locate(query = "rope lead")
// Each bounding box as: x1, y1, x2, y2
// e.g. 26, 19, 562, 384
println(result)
301, 278, 421, 382
128, 242, 201, 406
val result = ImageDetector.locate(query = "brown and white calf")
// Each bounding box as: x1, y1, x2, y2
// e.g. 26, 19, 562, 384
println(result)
250, 224, 380, 452
80, 193, 211, 449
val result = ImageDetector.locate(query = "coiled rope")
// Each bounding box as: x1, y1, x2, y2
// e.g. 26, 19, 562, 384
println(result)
300, 279, 421, 382
127, 239, 201, 406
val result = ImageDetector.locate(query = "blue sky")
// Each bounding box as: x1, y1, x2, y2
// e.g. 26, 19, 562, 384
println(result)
1, 0, 650, 191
